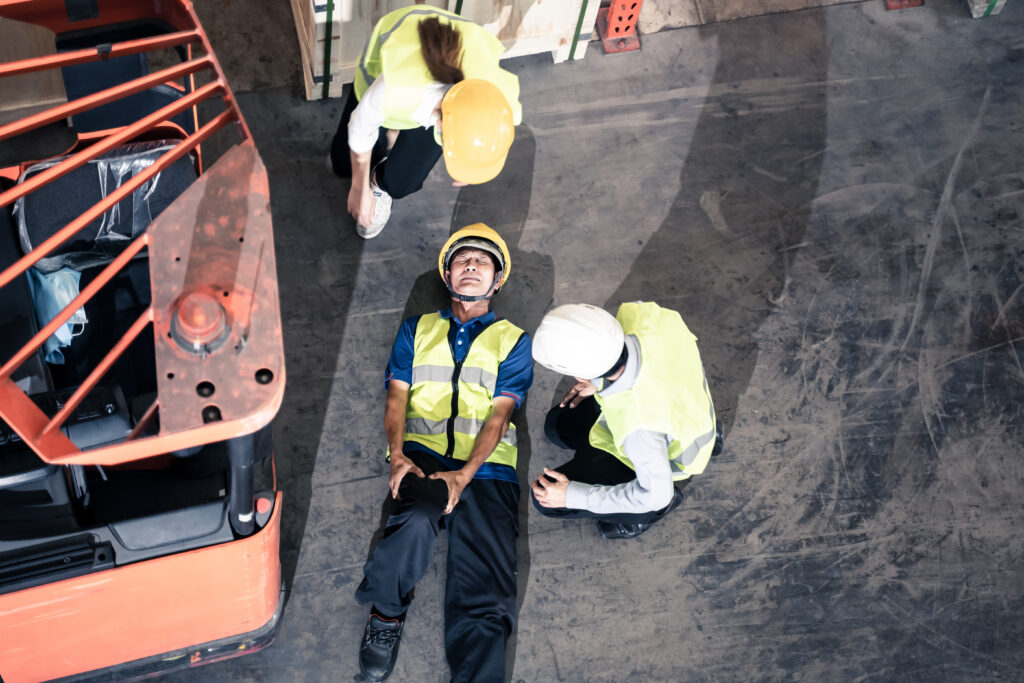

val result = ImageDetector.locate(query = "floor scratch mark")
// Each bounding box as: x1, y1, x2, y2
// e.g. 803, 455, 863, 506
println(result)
992, 282, 1024, 332
880, 595, 1010, 670
900, 86, 992, 354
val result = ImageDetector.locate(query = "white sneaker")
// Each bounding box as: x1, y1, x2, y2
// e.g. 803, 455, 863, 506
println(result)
357, 180, 392, 239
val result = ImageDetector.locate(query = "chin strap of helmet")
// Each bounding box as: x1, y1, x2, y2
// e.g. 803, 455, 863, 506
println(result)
446, 272, 503, 302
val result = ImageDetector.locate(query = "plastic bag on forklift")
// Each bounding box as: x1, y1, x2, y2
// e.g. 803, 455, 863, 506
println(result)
13, 140, 197, 272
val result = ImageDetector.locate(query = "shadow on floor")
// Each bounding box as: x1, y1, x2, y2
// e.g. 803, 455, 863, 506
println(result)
226, 89, 367, 592
604, 12, 829, 446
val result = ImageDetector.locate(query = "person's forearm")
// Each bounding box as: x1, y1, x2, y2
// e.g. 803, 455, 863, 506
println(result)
350, 148, 371, 190
565, 480, 668, 514
460, 412, 511, 479
384, 387, 408, 455
564, 429, 674, 513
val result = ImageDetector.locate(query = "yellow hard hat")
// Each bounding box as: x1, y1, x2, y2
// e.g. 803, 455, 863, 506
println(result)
438, 223, 512, 290
440, 79, 515, 185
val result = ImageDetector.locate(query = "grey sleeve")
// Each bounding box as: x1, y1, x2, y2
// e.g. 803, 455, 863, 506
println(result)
563, 429, 676, 514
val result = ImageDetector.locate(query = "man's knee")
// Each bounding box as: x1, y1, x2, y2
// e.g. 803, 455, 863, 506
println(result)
543, 405, 572, 449
405, 496, 445, 525
543, 398, 600, 450
386, 480, 446, 532
393, 495, 444, 528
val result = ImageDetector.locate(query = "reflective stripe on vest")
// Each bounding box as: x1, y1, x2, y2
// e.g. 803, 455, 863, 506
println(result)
354, 6, 522, 131
405, 312, 523, 467
411, 363, 498, 395
405, 416, 518, 448
589, 302, 717, 481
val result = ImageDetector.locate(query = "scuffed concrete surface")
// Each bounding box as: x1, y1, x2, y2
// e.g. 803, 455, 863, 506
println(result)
640, 0, 866, 33
192, 0, 302, 95
165, 0, 1024, 680
640, 0, 703, 33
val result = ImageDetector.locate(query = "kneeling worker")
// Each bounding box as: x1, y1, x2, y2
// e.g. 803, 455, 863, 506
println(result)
329, 7, 521, 238
356, 224, 532, 682
530, 302, 721, 539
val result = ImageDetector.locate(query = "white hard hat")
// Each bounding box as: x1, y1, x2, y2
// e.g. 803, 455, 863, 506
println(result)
532, 304, 625, 379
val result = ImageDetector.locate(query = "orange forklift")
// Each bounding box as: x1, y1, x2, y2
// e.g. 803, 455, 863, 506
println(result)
0, 1, 286, 680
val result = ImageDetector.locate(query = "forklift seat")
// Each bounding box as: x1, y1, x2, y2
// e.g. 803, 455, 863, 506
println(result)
16, 140, 197, 273
57, 20, 196, 136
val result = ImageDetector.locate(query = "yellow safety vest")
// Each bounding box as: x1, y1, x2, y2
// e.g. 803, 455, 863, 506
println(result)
589, 302, 717, 480
405, 313, 523, 468
354, 6, 522, 132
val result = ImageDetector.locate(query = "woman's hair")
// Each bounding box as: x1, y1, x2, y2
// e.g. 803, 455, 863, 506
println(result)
418, 16, 464, 84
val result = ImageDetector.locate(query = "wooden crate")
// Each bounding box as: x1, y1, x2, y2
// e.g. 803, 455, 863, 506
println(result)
289, 1, 440, 100
290, 0, 600, 101
0, 18, 67, 125
452, 0, 600, 63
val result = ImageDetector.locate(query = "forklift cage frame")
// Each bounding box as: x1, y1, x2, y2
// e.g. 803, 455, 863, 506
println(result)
0, 1, 287, 680
0, 0, 285, 468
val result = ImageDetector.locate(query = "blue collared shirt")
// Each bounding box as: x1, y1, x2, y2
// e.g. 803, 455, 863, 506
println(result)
385, 308, 533, 482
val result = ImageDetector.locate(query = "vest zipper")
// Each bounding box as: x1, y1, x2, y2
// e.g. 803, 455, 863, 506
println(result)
446, 318, 466, 459
446, 358, 463, 458
445, 319, 503, 459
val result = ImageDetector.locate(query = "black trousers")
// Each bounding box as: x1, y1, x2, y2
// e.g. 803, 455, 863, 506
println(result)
356, 450, 519, 683
329, 86, 443, 199
532, 397, 688, 525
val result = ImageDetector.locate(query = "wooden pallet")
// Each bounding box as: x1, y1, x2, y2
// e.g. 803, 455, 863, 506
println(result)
290, 0, 601, 101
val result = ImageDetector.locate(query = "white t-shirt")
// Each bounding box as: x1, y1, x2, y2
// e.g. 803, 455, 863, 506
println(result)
347, 75, 452, 154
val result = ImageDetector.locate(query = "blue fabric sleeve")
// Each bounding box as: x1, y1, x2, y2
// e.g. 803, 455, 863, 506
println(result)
493, 333, 533, 408
385, 315, 421, 389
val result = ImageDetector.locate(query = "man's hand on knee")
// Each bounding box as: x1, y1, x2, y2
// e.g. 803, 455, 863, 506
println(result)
428, 469, 472, 514
389, 452, 425, 500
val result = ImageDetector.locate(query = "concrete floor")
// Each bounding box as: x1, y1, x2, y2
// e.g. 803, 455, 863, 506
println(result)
171, 0, 1024, 680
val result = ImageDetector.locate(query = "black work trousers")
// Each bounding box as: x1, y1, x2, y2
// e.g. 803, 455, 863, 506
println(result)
355, 450, 519, 683
532, 397, 688, 526
329, 86, 443, 199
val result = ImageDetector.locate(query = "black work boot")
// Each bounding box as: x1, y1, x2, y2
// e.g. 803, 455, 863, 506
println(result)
359, 609, 405, 681
597, 519, 654, 539
597, 487, 685, 540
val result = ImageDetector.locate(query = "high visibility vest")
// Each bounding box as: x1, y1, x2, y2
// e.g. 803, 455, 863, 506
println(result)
589, 302, 717, 480
354, 6, 522, 132
405, 313, 523, 468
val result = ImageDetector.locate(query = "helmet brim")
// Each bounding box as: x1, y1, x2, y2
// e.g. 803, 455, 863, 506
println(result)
442, 142, 509, 185
445, 238, 505, 273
